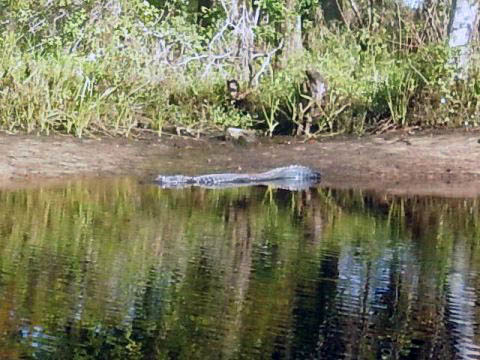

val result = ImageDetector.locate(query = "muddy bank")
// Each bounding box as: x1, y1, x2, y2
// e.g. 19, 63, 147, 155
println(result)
1, 130, 480, 197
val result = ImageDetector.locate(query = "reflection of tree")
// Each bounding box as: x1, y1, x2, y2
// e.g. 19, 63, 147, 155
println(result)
291, 248, 340, 358
220, 195, 253, 354
0, 282, 22, 360
446, 237, 480, 358
309, 191, 480, 359
316, 207, 417, 358
130, 266, 169, 359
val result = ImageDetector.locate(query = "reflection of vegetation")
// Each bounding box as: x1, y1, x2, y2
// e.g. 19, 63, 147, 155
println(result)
0, 181, 479, 358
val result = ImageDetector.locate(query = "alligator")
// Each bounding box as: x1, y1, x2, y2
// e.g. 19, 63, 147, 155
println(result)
154, 165, 321, 190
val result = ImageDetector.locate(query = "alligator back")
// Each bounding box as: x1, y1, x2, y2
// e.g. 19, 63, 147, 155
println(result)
253, 165, 321, 181
154, 165, 321, 190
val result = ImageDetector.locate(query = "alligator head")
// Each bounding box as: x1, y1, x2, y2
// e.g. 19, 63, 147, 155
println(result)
154, 175, 195, 188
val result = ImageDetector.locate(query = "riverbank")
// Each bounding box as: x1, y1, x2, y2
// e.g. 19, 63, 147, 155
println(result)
1, 130, 479, 197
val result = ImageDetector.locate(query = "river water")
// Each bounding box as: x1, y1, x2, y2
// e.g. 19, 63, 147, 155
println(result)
0, 178, 479, 359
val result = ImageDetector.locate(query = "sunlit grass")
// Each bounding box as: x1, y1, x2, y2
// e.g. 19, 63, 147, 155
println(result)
0, 1, 478, 137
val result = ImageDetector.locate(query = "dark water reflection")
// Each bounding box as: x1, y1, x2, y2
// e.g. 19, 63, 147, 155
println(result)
0, 179, 480, 359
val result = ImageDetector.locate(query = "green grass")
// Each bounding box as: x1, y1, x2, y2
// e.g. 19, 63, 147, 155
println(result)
0, 0, 478, 137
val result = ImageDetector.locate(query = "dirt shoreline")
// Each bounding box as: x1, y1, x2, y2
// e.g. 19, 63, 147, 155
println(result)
1, 130, 480, 197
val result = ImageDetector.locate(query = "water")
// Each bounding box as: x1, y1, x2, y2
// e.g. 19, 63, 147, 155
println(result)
0, 179, 480, 359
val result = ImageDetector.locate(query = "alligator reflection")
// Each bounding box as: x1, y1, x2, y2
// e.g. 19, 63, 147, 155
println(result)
0, 179, 479, 359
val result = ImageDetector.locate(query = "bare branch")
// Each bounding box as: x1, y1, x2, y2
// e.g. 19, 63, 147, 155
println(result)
251, 39, 284, 86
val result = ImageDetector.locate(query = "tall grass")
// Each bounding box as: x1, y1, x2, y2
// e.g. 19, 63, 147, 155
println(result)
0, 0, 478, 137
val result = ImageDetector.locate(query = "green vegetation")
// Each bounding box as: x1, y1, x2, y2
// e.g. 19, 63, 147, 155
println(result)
0, 0, 478, 137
